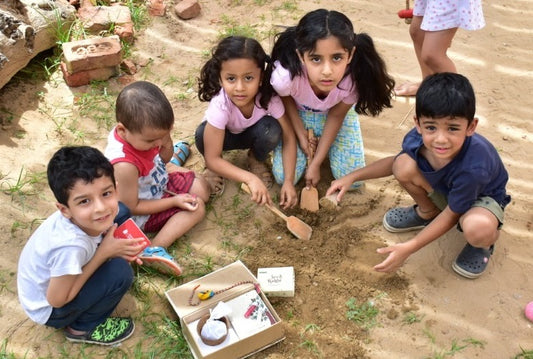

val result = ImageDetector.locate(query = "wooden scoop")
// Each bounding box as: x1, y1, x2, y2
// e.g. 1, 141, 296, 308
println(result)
300, 129, 319, 212
241, 183, 312, 240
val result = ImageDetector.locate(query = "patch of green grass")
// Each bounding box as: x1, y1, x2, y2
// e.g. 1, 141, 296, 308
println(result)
75, 82, 117, 130
276, 0, 298, 12
218, 15, 259, 39
345, 297, 379, 330
0, 338, 23, 359
402, 311, 424, 325
299, 339, 321, 357
515, 347, 533, 359
423, 337, 485, 358
141, 315, 193, 358
303, 323, 321, 334
1, 168, 46, 199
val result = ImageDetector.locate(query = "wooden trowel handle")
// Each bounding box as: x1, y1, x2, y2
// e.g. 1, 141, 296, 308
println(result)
240, 183, 288, 221
307, 128, 314, 160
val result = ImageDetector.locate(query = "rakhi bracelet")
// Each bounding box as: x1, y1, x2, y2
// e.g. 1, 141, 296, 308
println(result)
188, 280, 261, 306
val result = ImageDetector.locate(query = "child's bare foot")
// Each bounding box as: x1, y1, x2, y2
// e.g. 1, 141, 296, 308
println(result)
203, 169, 225, 198
394, 82, 420, 97
247, 150, 273, 189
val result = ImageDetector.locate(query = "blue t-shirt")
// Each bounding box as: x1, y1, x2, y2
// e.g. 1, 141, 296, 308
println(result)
401, 128, 511, 214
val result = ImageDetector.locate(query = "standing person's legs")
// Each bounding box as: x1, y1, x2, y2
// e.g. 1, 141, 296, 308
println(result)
420, 27, 458, 74
46, 258, 134, 331
395, 16, 427, 96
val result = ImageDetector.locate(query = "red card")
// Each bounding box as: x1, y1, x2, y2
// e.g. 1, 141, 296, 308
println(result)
114, 218, 151, 254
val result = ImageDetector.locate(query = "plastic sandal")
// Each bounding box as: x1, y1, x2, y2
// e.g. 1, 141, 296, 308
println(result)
65, 317, 135, 346
170, 141, 190, 167
247, 151, 273, 189
452, 243, 494, 279
139, 246, 182, 276
382, 205, 434, 233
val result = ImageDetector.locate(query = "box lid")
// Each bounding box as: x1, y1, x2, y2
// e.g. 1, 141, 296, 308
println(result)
166, 260, 259, 318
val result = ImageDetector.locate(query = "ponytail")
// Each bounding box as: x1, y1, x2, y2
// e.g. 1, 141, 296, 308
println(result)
351, 33, 395, 116
271, 27, 303, 79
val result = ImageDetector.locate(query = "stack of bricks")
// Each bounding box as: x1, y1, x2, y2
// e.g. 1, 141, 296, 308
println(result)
61, 35, 122, 87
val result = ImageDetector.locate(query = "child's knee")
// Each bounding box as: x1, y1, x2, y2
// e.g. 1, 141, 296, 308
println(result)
461, 215, 499, 247
392, 154, 418, 182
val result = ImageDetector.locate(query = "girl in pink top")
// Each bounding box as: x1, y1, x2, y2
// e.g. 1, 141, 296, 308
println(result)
270, 9, 395, 190
195, 36, 298, 209
395, 0, 485, 96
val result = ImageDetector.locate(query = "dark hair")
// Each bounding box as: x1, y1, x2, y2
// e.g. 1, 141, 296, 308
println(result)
198, 36, 274, 109
47, 146, 115, 206
115, 81, 174, 133
271, 9, 395, 116
416, 72, 476, 124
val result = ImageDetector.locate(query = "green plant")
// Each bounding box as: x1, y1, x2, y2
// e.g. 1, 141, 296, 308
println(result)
218, 16, 259, 39
515, 347, 533, 359
299, 339, 321, 357
345, 297, 379, 330
1, 168, 45, 198
423, 337, 485, 359
0, 338, 19, 359
402, 311, 424, 325
126, 0, 149, 31
303, 323, 321, 333
75, 82, 117, 130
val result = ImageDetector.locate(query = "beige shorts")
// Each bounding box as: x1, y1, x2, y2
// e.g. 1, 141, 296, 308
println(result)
428, 192, 505, 228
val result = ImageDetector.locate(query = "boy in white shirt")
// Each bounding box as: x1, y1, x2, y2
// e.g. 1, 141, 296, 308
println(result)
17, 146, 145, 345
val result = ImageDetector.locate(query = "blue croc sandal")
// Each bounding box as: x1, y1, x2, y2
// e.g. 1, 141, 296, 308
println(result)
170, 141, 190, 167
452, 243, 494, 279
139, 246, 182, 276
383, 205, 433, 233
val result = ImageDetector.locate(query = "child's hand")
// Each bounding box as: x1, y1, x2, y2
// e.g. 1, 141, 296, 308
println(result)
246, 177, 272, 206
100, 224, 147, 262
373, 242, 413, 273
173, 193, 199, 211
326, 177, 353, 203
305, 162, 321, 188
279, 181, 298, 209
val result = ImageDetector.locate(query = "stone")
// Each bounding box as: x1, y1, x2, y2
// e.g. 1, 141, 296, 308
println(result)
77, 4, 132, 32
174, 0, 200, 20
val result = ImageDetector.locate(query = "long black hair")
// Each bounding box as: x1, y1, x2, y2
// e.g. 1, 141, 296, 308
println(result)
271, 9, 395, 116
198, 36, 274, 109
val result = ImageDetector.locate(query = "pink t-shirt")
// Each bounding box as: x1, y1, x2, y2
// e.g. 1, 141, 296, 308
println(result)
203, 89, 285, 134
270, 61, 358, 114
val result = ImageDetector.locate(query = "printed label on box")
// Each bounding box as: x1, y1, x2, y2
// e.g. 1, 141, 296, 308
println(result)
257, 267, 295, 297
113, 218, 150, 255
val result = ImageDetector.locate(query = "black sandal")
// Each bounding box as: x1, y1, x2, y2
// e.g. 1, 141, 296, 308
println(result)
452, 243, 494, 279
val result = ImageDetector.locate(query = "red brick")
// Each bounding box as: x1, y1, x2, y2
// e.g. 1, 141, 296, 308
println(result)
114, 23, 134, 43
148, 0, 166, 16
174, 0, 200, 20
60, 62, 119, 87
78, 5, 132, 32
62, 36, 122, 73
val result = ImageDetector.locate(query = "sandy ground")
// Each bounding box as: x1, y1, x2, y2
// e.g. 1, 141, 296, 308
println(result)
0, 1, 532, 358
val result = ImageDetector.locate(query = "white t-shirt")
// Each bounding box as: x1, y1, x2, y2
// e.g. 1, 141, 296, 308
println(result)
17, 211, 102, 324
203, 89, 285, 134
270, 61, 358, 114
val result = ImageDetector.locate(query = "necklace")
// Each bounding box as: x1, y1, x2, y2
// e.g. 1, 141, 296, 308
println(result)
188, 280, 260, 306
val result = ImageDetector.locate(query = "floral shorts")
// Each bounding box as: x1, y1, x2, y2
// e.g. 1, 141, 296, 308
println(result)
272, 107, 365, 188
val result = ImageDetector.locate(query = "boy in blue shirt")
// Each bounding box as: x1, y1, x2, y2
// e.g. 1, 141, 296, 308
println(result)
17, 146, 145, 345
327, 72, 510, 278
